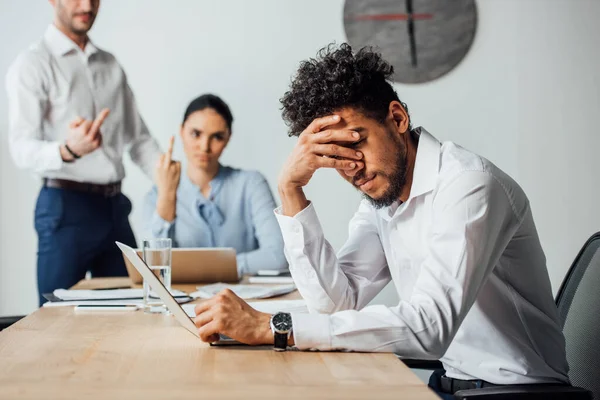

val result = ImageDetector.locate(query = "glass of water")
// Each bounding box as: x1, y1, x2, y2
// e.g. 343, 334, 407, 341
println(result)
142, 238, 172, 314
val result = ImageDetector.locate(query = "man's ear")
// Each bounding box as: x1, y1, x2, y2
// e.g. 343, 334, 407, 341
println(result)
389, 101, 410, 134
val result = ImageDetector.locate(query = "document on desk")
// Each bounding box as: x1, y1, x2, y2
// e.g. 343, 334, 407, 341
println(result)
44, 299, 143, 308
190, 283, 296, 300
44, 289, 192, 308
43, 297, 194, 308
182, 299, 308, 318
52, 288, 188, 301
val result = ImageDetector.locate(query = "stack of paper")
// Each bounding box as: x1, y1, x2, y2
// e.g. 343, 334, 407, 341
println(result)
44, 300, 144, 308
53, 288, 187, 301
43, 288, 191, 308
190, 283, 296, 300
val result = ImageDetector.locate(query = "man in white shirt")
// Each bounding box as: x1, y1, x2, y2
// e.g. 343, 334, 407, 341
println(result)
193, 44, 570, 397
6, 0, 162, 305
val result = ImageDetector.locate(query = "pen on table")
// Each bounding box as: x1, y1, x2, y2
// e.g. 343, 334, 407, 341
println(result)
92, 286, 132, 290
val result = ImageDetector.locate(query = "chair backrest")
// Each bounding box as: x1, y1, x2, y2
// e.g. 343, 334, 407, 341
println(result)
556, 232, 600, 398
0, 316, 24, 332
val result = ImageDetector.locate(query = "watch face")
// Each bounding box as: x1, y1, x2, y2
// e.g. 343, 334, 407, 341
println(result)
272, 312, 292, 333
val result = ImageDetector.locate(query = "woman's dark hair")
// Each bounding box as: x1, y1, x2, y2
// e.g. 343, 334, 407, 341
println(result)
280, 43, 411, 136
182, 94, 234, 131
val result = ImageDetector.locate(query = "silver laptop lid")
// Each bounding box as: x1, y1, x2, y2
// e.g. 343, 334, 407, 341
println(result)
116, 241, 199, 338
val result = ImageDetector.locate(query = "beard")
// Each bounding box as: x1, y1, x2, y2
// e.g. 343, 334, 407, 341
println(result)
69, 14, 95, 35
357, 133, 408, 209
57, 3, 95, 36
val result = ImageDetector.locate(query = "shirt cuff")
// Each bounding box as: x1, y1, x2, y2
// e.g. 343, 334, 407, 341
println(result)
274, 202, 324, 246
151, 211, 174, 238
290, 312, 332, 350
45, 141, 66, 171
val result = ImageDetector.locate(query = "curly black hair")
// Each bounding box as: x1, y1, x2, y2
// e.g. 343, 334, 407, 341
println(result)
280, 43, 411, 136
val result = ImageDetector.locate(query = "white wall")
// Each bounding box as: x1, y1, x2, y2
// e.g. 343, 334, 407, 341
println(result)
1, 0, 599, 316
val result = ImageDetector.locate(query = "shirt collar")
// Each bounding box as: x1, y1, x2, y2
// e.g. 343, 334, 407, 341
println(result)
44, 24, 99, 57
408, 127, 441, 200
376, 127, 441, 219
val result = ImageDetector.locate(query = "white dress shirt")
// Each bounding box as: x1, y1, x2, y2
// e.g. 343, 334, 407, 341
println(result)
275, 128, 569, 385
5, 24, 160, 183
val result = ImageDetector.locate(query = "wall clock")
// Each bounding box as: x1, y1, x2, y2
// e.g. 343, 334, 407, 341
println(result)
343, 0, 477, 84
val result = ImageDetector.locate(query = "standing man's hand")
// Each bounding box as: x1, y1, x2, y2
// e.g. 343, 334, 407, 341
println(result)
61, 108, 109, 161
155, 136, 181, 222
194, 289, 277, 346
278, 115, 364, 216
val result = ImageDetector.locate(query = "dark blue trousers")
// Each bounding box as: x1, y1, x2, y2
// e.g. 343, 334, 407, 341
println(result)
35, 187, 137, 306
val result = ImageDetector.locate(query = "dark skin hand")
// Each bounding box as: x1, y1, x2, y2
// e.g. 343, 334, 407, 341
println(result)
193, 289, 295, 346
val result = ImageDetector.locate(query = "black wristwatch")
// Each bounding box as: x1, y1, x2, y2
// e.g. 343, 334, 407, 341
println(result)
270, 312, 293, 351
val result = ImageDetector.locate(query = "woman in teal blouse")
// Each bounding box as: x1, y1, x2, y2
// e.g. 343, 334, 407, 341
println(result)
143, 94, 287, 275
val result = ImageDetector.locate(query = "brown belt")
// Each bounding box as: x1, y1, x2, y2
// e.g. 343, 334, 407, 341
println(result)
43, 178, 122, 197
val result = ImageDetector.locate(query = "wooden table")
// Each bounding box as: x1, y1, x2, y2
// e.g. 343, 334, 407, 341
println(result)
0, 278, 437, 399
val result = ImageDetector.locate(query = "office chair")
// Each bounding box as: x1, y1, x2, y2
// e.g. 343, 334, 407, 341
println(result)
403, 232, 600, 400
0, 315, 25, 332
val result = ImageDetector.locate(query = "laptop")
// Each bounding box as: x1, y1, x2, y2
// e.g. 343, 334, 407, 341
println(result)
123, 247, 239, 284
116, 241, 238, 344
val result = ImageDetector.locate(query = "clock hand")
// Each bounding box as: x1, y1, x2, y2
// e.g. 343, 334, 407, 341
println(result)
345, 5, 434, 69
347, 13, 433, 21
406, 0, 418, 67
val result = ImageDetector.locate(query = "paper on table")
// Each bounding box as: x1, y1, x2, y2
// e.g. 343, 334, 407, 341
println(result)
44, 300, 143, 308
43, 297, 193, 308
182, 299, 308, 318
190, 283, 296, 300
53, 288, 187, 301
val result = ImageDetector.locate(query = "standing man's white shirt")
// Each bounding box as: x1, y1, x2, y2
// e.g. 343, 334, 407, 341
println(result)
6, 24, 160, 182
275, 128, 569, 385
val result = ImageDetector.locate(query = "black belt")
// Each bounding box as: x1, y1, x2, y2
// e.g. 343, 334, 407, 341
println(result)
440, 375, 502, 393
43, 178, 121, 197
440, 375, 570, 395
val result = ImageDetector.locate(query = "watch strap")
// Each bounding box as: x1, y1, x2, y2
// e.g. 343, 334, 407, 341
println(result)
274, 332, 288, 351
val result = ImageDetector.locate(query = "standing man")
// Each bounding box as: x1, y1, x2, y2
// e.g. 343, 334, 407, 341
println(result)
6, 0, 162, 305
192, 44, 570, 398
